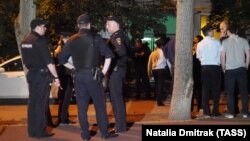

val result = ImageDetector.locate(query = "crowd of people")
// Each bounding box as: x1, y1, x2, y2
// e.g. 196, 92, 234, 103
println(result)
19, 12, 250, 140
192, 20, 250, 120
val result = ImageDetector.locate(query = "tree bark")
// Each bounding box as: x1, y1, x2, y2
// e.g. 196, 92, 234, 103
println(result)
14, 0, 36, 73
168, 0, 194, 120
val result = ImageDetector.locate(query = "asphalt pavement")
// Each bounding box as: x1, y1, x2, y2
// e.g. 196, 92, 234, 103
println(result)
0, 95, 250, 141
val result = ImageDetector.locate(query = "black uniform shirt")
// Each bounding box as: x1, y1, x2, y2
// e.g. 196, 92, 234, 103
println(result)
109, 30, 129, 67
59, 28, 114, 70
21, 31, 53, 69
132, 45, 151, 67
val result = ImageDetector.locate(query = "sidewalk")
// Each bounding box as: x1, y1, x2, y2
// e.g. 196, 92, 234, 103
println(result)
0, 96, 250, 141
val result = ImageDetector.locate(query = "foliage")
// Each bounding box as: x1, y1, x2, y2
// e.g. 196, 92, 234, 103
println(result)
113, 0, 176, 38
35, 0, 176, 43
209, 0, 250, 34
0, 0, 176, 57
0, 0, 19, 58
36, 0, 77, 45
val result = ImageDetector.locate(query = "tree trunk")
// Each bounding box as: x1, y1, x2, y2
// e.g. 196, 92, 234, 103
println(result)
15, 0, 36, 52
168, 0, 194, 120
14, 0, 36, 73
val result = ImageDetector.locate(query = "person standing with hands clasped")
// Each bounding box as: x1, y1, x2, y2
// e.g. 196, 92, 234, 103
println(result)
58, 13, 118, 140
196, 23, 221, 119
21, 18, 61, 138
106, 15, 129, 134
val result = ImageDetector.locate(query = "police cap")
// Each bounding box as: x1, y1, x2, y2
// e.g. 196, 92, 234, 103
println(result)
30, 18, 48, 30
201, 23, 213, 35
77, 13, 91, 24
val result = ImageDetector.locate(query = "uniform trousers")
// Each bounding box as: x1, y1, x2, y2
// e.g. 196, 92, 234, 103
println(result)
74, 71, 109, 139
26, 70, 51, 137
109, 67, 127, 132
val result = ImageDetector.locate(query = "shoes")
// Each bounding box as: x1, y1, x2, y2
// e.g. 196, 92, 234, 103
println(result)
36, 132, 55, 138
101, 132, 119, 140
196, 109, 203, 116
109, 128, 127, 134
243, 114, 249, 118
60, 119, 76, 124
211, 113, 221, 117
196, 114, 211, 119
225, 114, 234, 119
83, 137, 91, 141
43, 132, 55, 137
191, 111, 197, 119
109, 128, 117, 133
157, 102, 165, 106
47, 123, 58, 128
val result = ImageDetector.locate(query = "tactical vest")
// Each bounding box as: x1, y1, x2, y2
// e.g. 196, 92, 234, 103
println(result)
69, 33, 99, 70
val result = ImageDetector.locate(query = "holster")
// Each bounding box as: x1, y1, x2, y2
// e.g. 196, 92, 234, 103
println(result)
92, 68, 104, 85
40, 68, 52, 81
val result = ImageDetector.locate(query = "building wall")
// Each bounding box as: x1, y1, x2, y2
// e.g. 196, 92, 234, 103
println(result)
142, 16, 176, 50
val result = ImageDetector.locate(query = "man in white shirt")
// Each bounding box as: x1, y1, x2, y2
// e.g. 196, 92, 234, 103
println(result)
196, 23, 221, 118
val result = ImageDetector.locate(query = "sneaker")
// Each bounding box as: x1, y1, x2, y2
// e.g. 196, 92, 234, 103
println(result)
195, 109, 204, 117
225, 114, 234, 119
83, 138, 90, 141
196, 114, 210, 119
243, 114, 249, 118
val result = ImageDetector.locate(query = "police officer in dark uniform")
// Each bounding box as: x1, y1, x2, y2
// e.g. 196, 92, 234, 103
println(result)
106, 15, 129, 133
58, 13, 118, 141
21, 18, 61, 138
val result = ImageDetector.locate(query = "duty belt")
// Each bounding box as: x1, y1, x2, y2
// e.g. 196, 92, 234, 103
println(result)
40, 68, 49, 73
76, 68, 93, 74
28, 68, 48, 72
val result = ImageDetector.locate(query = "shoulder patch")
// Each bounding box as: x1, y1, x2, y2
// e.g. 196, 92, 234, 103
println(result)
21, 44, 32, 48
116, 37, 122, 46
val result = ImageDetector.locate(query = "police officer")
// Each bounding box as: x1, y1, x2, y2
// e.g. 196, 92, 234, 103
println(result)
21, 18, 61, 138
58, 13, 118, 140
106, 15, 128, 133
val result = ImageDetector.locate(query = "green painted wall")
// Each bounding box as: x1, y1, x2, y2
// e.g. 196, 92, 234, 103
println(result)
165, 16, 176, 34
142, 16, 176, 50
144, 16, 176, 38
